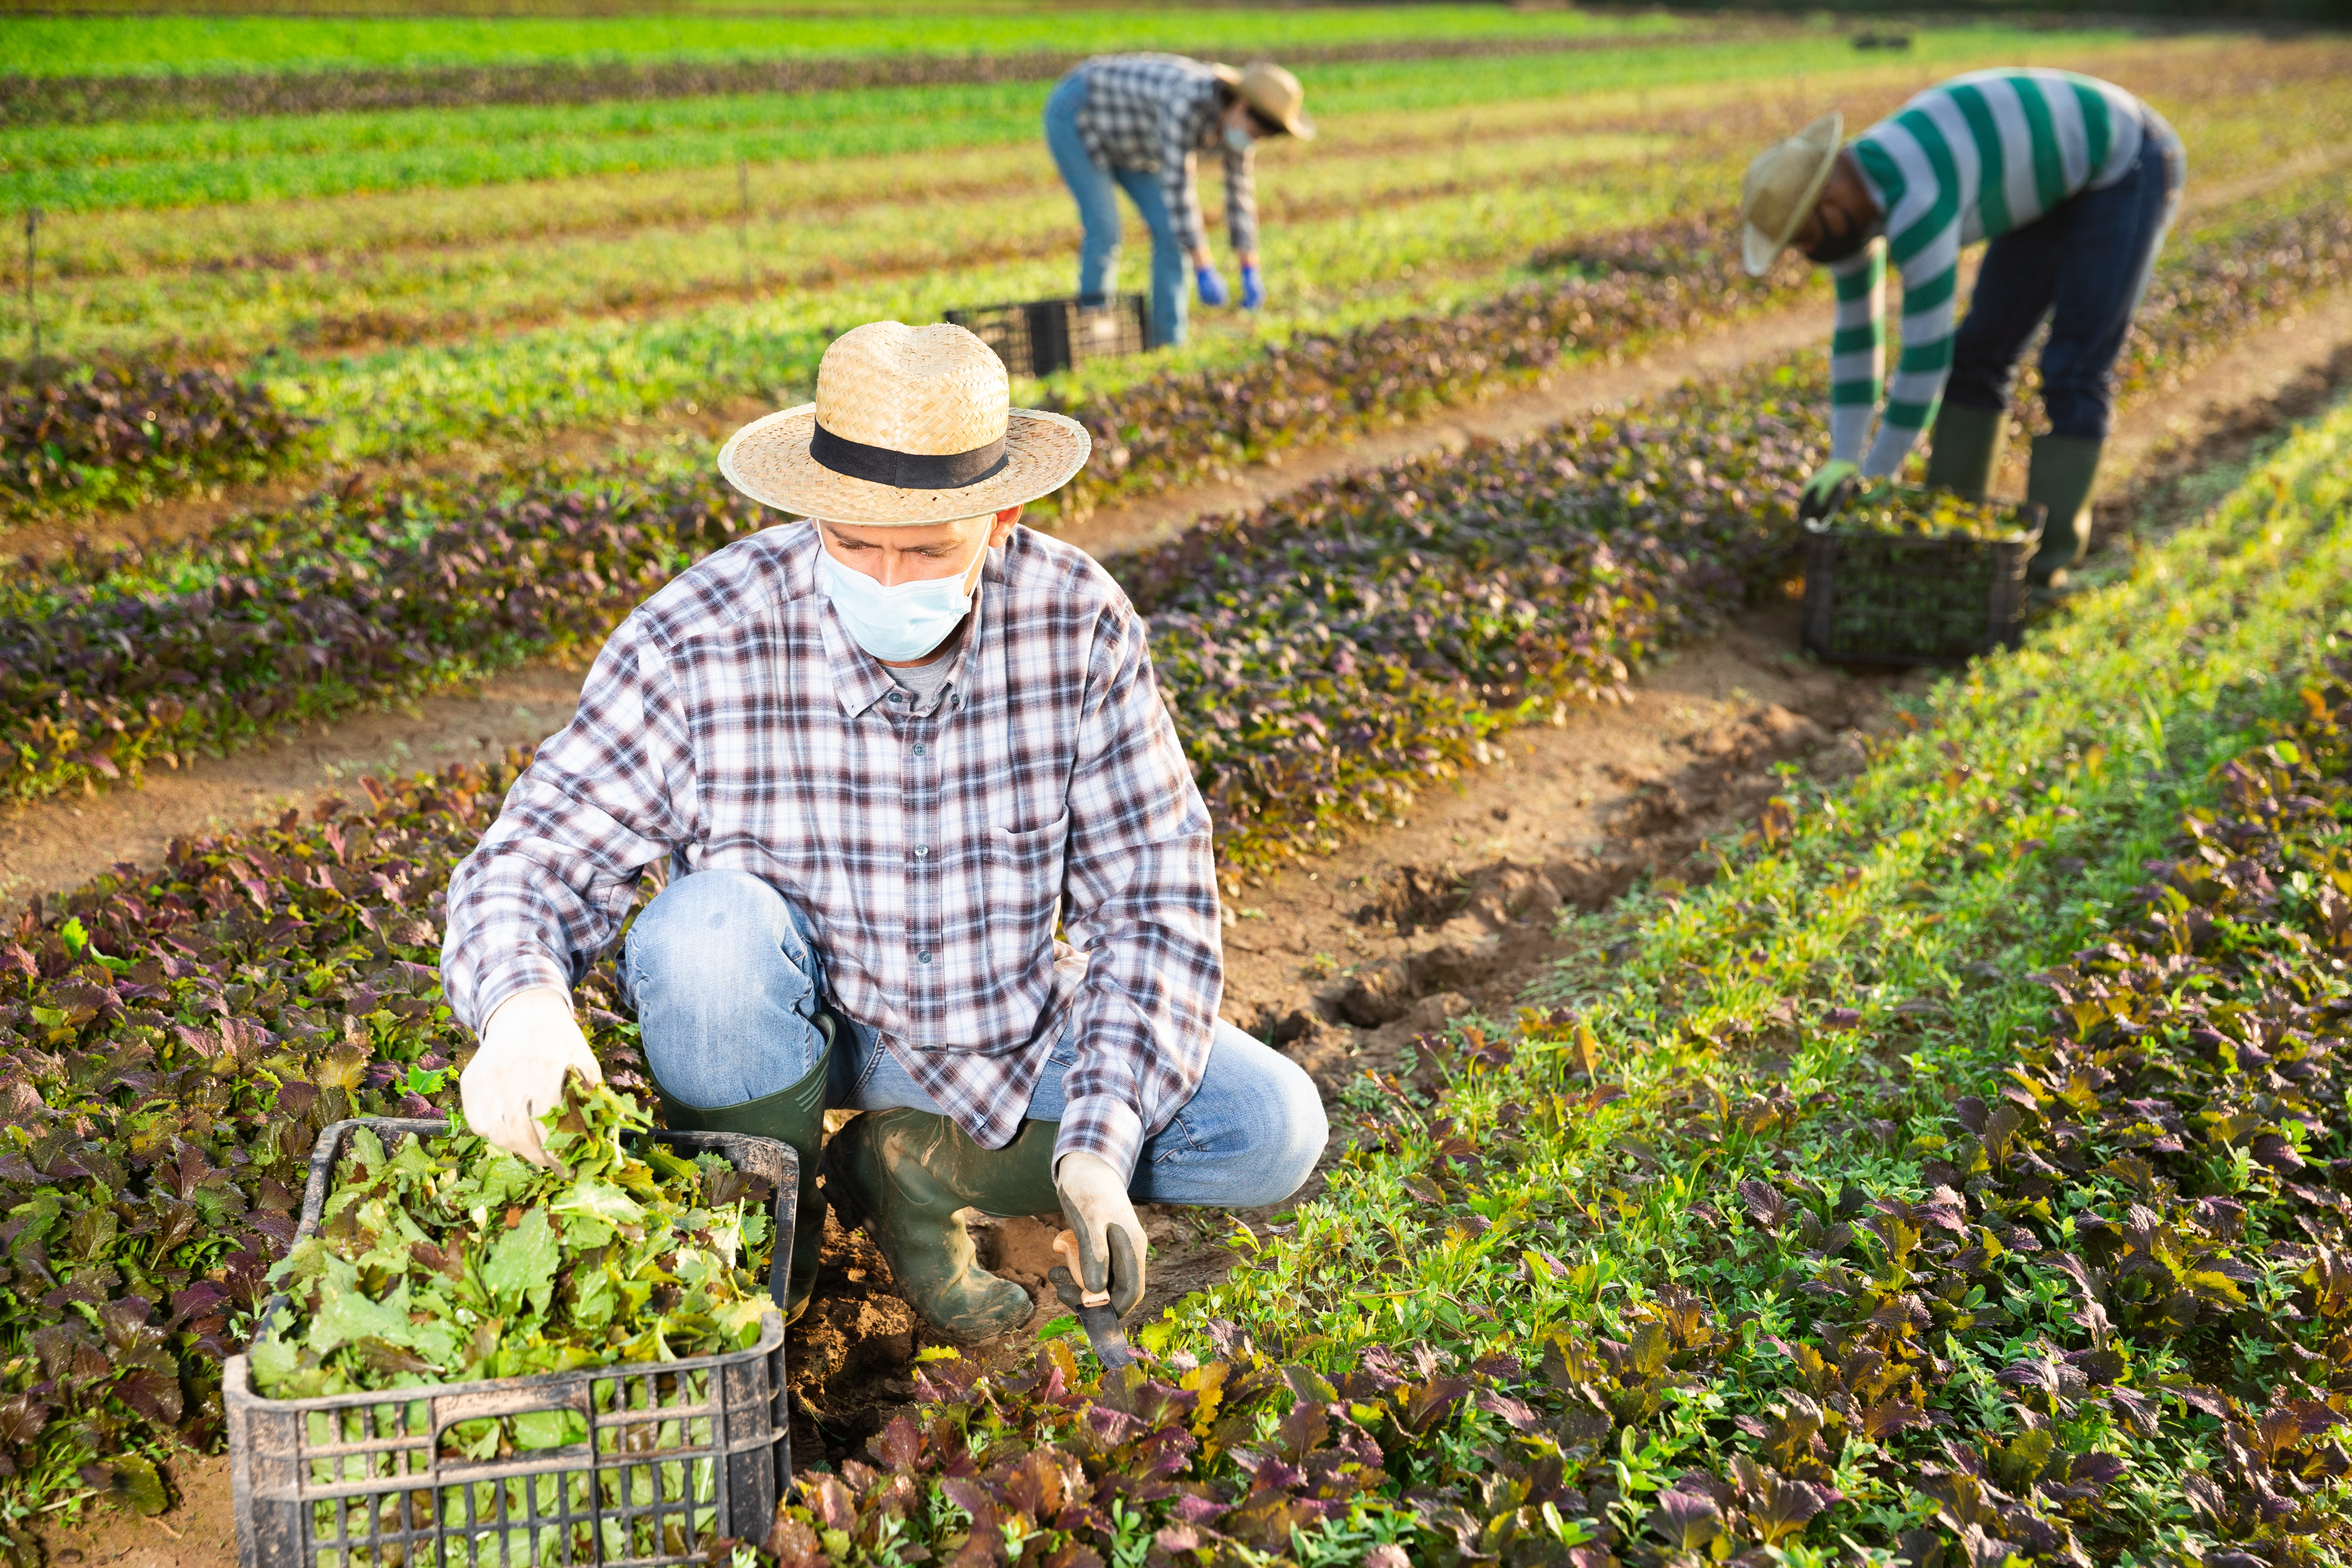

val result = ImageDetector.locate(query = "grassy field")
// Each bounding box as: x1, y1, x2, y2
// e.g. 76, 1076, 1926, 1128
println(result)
0, 4, 1679, 78
5, 31, 2142, 212
13, 26, 2344, 506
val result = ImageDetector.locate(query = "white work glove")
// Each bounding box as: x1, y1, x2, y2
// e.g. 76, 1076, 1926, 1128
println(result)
1049, 1151, 1148, 1319
460, 986, 603, 1169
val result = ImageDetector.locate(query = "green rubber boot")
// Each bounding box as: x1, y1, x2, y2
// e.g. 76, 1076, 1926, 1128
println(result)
1923, 402, 2008, 501
822, 1109, 1059, 1342
2024, 433, 2105, 587
656, 1026, 831, 1324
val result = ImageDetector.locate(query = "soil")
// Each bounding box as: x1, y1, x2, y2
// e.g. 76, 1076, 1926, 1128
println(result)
26, 264, 2352, 1558
0, 663, 592, 910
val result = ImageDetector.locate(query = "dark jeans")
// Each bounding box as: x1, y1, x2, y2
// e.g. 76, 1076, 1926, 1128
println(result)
1943, 114, 2186, 440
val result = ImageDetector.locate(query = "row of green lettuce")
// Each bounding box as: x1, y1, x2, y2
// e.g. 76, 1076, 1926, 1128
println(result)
16, 152, 2350, 533
2, 203, 1792, 524
2, 296, 2349, 1553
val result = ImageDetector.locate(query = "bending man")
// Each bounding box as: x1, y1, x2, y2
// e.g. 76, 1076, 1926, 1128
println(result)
441, 322, 1327, 1339
1740, 70, 2184, 585
1046, 54, 1314, 348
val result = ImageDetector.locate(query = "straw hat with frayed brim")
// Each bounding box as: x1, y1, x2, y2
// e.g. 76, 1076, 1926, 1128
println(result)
1739, 111, 1844, 277
718, 321, 1092, 525
1213, 60, 1315, 140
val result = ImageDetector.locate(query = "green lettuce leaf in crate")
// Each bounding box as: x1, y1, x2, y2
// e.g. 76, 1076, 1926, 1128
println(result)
249, 1075, 776, 1452
1835, 483, 2027, 541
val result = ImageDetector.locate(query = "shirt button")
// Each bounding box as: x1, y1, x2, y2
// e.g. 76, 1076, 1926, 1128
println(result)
913, 845, 930, 858
889, 691, 906, 703
912, 743, 926, 756
917, 951, 934, 965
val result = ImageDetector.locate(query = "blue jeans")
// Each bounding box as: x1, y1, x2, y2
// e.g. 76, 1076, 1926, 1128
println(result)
1045, 72, 1185, 349
621, 869, 1326, 1207
1943, 112, 2186, 440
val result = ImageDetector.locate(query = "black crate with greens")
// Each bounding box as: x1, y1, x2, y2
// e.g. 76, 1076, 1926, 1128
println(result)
225, 1079, 795, 1568
1801, 481, 2044, 665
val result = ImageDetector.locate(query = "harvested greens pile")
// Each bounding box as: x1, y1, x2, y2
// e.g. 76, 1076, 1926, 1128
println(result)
1830, 482, 2032, 541
251, 1078, 778, 1423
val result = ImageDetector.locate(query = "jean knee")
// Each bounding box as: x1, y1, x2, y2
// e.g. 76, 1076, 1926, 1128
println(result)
1235, 1050, 1329, 1207
627, 872, 820, 1097
633, 869, 807, 977
1273, 1056, 1331, 1199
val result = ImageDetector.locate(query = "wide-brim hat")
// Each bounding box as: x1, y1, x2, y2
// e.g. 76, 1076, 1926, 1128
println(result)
718, 321, 1092, 525
1739, 111, 1843, 276
1214, 60, 1315, 140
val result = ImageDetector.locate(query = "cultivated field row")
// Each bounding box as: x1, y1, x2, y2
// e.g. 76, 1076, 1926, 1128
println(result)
11, 273, 2352, 1561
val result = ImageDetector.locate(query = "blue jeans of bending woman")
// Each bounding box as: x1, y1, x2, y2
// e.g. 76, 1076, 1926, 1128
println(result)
1942, 111, 2187, 439
621, 868, 1327, 1208
1045, 72, 1188, 350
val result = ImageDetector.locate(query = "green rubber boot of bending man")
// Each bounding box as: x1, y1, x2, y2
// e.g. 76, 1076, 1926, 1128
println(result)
2025, 434, 2104, 588
1922, 403, 2008, 502
822, 1110, 1064, 1342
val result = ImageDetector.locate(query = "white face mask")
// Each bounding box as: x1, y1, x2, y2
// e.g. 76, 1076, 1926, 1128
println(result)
818, 528, 988, 664
1225, 122, 1254, 155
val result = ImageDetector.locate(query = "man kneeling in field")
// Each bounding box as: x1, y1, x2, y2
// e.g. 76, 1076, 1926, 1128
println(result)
438, 321, 1327, 1340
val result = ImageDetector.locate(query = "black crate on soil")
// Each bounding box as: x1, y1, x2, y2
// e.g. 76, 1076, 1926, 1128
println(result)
1801, 486, 2046, 665
946, 294, 1150, 377
226, 1117, 796, 1568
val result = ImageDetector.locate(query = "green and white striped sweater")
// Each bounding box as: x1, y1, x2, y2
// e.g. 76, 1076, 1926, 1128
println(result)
1828, 69, 2156, 475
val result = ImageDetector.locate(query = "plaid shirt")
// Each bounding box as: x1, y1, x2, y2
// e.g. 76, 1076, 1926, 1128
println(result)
441, 523, 1224, 1179
1072, 53, 1259, 258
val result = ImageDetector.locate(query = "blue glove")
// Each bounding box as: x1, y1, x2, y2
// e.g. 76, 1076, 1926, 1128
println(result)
1195, 265, 1229, 307
1239, 264, 1265, 310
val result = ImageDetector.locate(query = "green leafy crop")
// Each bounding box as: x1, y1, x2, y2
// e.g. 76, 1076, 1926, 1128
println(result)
250, 1077, 777, 1447
1830, 481, 2034, 543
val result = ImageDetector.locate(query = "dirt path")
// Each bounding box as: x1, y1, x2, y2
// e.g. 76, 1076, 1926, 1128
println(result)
0, 664, 589, 909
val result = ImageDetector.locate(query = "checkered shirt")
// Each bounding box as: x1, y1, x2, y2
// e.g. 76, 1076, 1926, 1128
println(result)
441, 523, 1225, 1179
1071, 53, 1259, 258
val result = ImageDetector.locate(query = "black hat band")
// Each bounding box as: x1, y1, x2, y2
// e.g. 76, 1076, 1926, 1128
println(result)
810, 422, 1010, 490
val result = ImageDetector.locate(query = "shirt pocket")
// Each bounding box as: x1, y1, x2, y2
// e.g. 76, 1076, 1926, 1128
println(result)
982, 812, 1071, 972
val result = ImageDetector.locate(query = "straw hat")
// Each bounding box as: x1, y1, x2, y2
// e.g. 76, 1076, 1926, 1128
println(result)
718, 322, 1092, 525
1739, 111, 1844, 276
1214, 61, 1315, 140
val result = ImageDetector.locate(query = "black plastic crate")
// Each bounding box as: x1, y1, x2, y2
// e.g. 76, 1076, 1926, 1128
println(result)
227, 1117, 796, 1568
1801, 485, 2046, 665
946, 294, 1150, 377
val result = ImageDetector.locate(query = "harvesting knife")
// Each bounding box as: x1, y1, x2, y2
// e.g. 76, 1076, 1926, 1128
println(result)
1051, 1229, 1138, 1396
